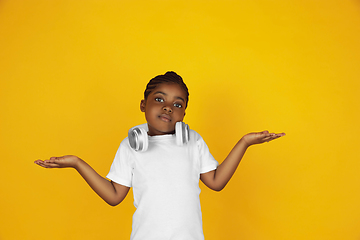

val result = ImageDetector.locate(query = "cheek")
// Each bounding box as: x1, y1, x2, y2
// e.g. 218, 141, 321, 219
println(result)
175, 109, 186, 118
145, 105, 159, 117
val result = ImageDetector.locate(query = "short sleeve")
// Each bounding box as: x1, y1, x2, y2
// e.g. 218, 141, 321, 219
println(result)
195, 132, 219, 174
106, 138, 134, 187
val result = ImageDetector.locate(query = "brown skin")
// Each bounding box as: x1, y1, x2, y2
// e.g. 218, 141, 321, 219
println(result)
140, 83, 187, 136
34, 82, 285, 205
34, 155, 129, 206
200, 130, 285, 191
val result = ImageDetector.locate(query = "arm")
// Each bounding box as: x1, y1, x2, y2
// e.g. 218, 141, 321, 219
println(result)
200, 131, 285, 191
34, 155, 129, 206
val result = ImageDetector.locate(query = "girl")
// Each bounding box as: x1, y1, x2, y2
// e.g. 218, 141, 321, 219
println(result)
35, 71, 285, 240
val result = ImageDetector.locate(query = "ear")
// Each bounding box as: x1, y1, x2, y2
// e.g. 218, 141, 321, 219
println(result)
140, 99, 146, 112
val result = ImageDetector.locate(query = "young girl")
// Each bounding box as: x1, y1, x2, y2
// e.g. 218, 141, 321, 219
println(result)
35, 71, 285, 240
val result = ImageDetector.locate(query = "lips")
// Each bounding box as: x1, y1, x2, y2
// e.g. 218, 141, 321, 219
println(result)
159, 114, 171, 122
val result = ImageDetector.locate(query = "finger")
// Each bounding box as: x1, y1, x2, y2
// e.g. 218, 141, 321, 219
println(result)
34, 160, 48, 165
262, 137, 273, 142
271, 133, 285, 138
35, 161, 50, 168
265, 132, 285, 137
50, 156, 65, 161
43, 162, 61, 168
45, 159, 57, 163
260, 131, 285, 136
34, 160, 60, 168
261, 133, 274, 139
264, 134, 284, 142
45, 163, 61, 168
45, 158, 64, 164
34, 160, 45, 167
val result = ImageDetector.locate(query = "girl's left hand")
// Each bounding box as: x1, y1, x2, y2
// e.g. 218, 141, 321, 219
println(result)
241, 131, 285, 147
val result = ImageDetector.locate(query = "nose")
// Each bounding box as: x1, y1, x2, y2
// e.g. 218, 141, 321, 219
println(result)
162, 105, 172, 113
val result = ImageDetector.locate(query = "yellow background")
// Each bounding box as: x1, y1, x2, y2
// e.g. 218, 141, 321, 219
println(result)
1, 1, 359, 239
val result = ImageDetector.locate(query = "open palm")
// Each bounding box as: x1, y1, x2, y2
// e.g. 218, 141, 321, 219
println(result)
34, 155, 80, 169
242, 131, 285, 147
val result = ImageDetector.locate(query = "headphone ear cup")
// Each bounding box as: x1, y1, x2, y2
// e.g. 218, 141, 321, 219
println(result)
175, 122, 190, 146
128, 127, 148, 152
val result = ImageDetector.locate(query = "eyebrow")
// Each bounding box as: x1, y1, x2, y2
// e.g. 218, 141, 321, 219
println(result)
153, 91, 185, 102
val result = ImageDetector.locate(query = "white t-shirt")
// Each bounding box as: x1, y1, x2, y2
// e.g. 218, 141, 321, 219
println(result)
107, 128, 218, 240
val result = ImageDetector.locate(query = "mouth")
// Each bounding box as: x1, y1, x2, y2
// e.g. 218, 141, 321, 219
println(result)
159, 114, 171, 122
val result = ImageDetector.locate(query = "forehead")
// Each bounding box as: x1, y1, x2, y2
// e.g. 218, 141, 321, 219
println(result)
149, 83, 187, 100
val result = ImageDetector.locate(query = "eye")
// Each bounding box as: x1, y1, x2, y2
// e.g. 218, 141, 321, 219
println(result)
174, 103, 182, 108
155, 97, 164, 103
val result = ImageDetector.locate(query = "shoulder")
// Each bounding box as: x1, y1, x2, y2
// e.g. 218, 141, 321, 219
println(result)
189, 129, 208, 147
114, 137, 135, 160
119, 137, 132, 150
189, 129, 201, 141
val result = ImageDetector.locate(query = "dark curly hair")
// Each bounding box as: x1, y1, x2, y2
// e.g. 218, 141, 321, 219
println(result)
144, 71, 189, 108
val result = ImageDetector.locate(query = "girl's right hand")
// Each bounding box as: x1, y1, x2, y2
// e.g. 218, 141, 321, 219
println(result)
34, 155, 81, 169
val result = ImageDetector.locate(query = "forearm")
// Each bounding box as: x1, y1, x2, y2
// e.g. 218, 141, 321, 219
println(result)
74, 159, 124, 206
215, 139, 248, 188
201, 138, 249, 191
201, 130, 285, 191
35, 155, 129, 205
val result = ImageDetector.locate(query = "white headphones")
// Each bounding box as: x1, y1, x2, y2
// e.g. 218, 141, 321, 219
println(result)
128, 122, 190, 152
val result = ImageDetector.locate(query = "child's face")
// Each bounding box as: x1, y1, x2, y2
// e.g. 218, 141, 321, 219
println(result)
141, 83, 187, 136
